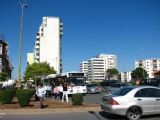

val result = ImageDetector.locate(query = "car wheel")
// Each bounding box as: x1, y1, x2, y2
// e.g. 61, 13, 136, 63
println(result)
126, 106, 142, 120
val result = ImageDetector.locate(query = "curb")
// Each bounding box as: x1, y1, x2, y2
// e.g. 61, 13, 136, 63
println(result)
0, 107, 101, 114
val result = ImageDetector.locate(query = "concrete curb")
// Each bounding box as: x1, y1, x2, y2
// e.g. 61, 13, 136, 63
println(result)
0, 107, 101, 114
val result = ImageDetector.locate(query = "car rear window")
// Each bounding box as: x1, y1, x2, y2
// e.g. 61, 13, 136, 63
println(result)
112, 87, 133, 96
87, 84, 96, 87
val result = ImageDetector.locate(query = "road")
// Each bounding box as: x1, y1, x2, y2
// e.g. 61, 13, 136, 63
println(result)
1, 111, 160, 120
83, 92, 104, 104
1, 93, 160, 120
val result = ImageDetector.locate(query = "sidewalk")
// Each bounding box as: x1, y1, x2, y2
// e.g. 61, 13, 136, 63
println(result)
0, 98, 101, 114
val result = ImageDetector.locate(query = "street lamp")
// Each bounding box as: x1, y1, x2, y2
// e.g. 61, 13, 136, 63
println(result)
17, 0, 28, 89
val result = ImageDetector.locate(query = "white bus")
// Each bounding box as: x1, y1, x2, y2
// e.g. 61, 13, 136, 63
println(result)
46, 72, 87, 95
56, 72, 87, 95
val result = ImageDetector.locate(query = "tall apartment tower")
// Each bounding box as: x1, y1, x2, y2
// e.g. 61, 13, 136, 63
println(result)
135, 58, 160, 78
34, 16, 63, 73
80, 61, 88, 77
86, 54, 117, 82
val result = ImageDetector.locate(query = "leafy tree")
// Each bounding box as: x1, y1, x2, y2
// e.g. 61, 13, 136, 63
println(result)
24, 62, 56, 81
106, 68, 119, 80
131, 67, 148, 80
0, 72, 8, 82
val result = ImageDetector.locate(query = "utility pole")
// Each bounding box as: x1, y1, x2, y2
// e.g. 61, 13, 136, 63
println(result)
17, 0, 28, 89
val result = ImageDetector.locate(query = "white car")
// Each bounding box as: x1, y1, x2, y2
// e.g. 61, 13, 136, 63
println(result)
101, 86, 160, 120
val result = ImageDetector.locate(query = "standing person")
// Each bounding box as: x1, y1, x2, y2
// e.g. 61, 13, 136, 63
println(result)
36, 83, 46, 109
47, 84, 52, 98
58, 84, 63, 100
62, 80, 69, 103
53, 86, 60, 99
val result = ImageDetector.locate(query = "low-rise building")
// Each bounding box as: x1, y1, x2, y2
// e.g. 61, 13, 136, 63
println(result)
121, 71, 132, 82
27, 53, 34, 65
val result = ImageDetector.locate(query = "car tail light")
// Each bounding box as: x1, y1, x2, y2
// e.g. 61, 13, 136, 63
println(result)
96, 86, 99, 90
96, 86, 101, 90
108, 98, 119, 105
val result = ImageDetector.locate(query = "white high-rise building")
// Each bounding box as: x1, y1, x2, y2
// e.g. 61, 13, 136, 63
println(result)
121, 71, 132, 82
82, 54, 117, 82
34, 16, 63, 73
135, 58, 160, 78
80, 61, 88, 77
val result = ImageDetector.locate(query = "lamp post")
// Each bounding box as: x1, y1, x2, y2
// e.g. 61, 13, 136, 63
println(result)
17, 0, 28, 89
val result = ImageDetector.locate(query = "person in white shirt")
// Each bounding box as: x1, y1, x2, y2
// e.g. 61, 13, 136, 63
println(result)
36, 83, 46, 109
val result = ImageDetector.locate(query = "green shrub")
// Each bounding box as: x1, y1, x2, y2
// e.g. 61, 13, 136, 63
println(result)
71, 93, 83, 105
0, 89, 16, 104
16, 89, 35, 107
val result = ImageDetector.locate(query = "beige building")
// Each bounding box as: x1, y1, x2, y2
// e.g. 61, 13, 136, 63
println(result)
27, 53, 34, 65
135, 58, 160, 78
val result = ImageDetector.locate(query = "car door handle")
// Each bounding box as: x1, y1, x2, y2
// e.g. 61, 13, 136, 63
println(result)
137, 99, 142, 101
156, 99, 160, 101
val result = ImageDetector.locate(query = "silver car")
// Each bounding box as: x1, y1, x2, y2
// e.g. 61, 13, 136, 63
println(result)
101, 86, 160, 120
86, 84, 101, 94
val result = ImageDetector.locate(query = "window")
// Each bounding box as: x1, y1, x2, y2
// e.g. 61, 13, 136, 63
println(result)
135, 88, 160, 97
113, 87, 133, 96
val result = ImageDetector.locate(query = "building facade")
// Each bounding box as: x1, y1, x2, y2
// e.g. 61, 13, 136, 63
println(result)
80, 61, 88, 77
27, 53, 34, 65
0, 39, 12, 79
121, 71, 132, 82
135, 58, 160, 78
81, 54, 117, 82
33, 16, 63, 73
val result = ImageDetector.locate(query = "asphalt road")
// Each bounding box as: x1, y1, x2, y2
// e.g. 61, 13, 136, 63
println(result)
1, 111, 160, 120
83, 92, 104, 104
1, 93, 160, 120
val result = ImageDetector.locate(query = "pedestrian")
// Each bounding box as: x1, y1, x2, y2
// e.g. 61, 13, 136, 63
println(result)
36, 83, 46, 109
62, 80, 69, 103
58, 84, 63, 100
46, 83, 52, 97
53, 86, 60, 99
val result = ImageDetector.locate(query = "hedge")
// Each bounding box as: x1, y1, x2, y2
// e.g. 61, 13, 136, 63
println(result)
71, 93, 83, 105
16, 89, 35, 107
0, 89, 16, 104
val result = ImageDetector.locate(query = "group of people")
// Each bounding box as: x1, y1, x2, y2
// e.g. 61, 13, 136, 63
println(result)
36, 81, 69, 109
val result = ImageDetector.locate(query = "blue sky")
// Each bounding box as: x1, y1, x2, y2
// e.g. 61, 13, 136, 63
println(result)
0, 0, 160, 79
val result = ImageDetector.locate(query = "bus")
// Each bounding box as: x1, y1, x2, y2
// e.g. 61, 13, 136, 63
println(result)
47, 72, 87, 95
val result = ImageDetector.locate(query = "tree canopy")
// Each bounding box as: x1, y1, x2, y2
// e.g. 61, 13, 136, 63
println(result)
24, 62, 56, 81
131, 67, 148, 80
0, 72, 8, 82
106, 68, 119, 80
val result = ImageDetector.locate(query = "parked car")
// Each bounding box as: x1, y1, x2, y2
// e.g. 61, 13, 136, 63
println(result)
86, 84, 101, 94
105, 83, 131, 93
101, 86, 160, 120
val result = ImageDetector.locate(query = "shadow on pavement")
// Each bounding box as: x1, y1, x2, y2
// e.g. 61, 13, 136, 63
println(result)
99, 111, 127, 120
88, 111, 101, 120
140, 114, 160, 119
